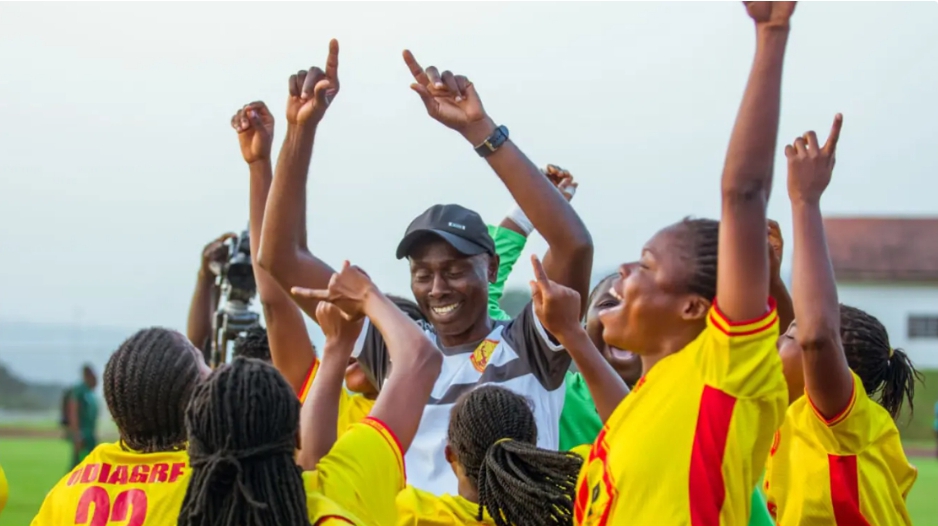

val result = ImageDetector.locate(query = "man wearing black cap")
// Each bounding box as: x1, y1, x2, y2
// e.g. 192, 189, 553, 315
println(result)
258, 46, 593, 494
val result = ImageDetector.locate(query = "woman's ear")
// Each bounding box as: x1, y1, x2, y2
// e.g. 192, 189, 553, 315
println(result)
681, 295, 711, 322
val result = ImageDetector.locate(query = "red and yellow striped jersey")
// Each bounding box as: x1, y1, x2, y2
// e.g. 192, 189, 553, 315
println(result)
764, 371, 917, 526
298, 360, 375, 437
574, 301, 787, 526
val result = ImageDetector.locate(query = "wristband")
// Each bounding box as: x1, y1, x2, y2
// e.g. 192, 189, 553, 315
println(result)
507, 206, 534, 236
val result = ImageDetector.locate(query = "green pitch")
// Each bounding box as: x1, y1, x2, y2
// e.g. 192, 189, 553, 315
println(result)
1, 438, 936, 526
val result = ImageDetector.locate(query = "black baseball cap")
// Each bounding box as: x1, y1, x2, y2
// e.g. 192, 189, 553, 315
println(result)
396, 204, 496, 260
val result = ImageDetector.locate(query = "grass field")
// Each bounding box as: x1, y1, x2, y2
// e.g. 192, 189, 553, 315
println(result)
0, 438, 936, 526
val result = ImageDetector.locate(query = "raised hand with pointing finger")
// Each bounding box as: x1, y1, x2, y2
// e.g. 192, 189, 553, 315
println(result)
529, 254, 584, 339
786, 114, 843, 205
287, 39, 340, 129
402, 50, 495, 145
290, 261, 376, 321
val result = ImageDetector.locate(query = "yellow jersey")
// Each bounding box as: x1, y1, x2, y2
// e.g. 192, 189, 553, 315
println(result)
764, 371, 917, 526
395, 444, 590, 526
298, 361, 376, 437
575, 301, 787, 526
305, 417, 406, 526
0, 463, 8, 517
31, 442, 190, 526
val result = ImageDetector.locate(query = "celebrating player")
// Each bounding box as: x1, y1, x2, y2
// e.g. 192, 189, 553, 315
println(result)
764, 115, 920, 525
571, 2, 796, 524
396, 385, 584, 526
32, 328, 210, 526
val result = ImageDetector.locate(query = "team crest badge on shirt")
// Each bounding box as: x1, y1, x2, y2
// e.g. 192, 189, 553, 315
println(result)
470, 340, 498, 373
575, 428, 617, 525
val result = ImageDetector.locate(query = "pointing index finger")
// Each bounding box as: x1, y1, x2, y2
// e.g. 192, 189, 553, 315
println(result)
325, 39, 339, 80
290, 287, 331, 301
403, 50, 429, 86
823, 113, 843, 155
530, 254, 549, 284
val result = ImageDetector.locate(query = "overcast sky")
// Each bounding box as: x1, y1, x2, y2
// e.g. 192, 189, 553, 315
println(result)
1, 2, 936, 341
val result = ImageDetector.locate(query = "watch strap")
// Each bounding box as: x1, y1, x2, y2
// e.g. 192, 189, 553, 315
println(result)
474, 125, 509, 158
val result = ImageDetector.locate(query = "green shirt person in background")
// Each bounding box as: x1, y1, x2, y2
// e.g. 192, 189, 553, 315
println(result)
485, 167, 775, 526
65, 364, 99, 470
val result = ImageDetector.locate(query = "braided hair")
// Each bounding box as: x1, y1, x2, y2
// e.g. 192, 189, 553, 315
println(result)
447, 385, 583, 526
839, 305, 923, 420
178, 358, 309, 526
103, 327, 202, 453
680, 217, 720, 301
233, 326, 271, 362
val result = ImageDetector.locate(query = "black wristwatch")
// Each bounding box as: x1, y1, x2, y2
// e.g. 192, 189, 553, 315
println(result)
474, 125, 509, 158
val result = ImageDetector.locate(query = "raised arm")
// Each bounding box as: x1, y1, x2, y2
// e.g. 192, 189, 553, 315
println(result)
716, 2, 795, 322
489, 170, 577, 320
530, 255, 628, 422
256, 41, 340, 323
403, 51, 593, 314
786, 115, 852, 419
186, 233, 235, 359
297, 301, 363, 470
232, 101, 317, 394
292, 263, 442, 453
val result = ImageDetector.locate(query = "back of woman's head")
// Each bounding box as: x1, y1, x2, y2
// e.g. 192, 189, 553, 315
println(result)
839, 305, 922, 419
179, 357, 308, 526
448, 385, 583, 526
103, 327, 201, 453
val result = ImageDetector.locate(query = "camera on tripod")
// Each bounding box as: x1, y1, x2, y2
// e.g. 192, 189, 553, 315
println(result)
208, 227, 261, 367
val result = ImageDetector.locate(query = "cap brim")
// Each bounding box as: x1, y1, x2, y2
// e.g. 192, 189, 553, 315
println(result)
396, 229, 488, 260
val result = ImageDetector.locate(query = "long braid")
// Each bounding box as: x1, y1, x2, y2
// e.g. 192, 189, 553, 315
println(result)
447, 385, 583, 526
103, 327, 201, 453
839, 305, 923, 420
178, 358, 309, 526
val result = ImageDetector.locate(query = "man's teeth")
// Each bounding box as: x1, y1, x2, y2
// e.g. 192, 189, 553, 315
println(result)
432, 303, 460, 315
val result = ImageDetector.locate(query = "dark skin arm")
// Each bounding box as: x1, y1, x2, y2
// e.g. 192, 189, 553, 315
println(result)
403, 51, 593, 315
256, 41, 340, 324
787, 115, 852, 419
297, 302, 363, 470
529, 255, 628, 422
716, 2, 796, 323
233, 101, 317, 395
186, 233, 235, 360
768, 219, 795, 332
292, 262, 443, 453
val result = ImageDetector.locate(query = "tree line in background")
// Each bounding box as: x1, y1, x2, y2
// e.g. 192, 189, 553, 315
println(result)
0, 361, 65, 411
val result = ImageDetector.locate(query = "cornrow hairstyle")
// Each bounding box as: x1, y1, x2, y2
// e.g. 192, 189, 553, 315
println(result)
447, 385, 583, 526
584, 274, 617, 322
179, 357, 309, 526
839, 304, 923, 420
232, 326, 271, 362
103, 327, 202, 453
680, 217, 720, 301
388, 294, 432, 331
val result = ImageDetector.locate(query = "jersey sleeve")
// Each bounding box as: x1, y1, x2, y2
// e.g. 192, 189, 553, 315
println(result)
695, 298, 785, 399
502, 301, 571, 391
352, 319, 390, 392
487, 224, 528, 322
297, 360, 320, 405
312, 417, 405, 526
804, 371, 898, 455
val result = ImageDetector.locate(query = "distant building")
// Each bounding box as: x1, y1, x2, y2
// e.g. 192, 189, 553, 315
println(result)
825, 217, 938, 369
